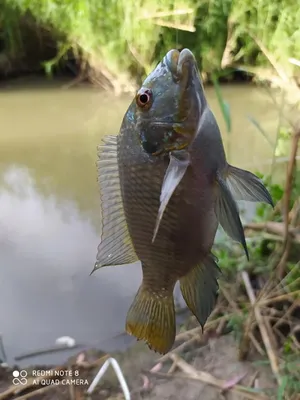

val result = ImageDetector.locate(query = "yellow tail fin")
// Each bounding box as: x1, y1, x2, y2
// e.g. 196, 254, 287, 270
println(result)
125, 284, 176, 354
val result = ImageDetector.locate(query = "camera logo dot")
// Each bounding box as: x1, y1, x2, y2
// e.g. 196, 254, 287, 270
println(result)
12, 370, 28, 385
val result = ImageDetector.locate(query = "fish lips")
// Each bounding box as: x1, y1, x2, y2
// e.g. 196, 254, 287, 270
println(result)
165, 48, 200, 120
165, 48, 197, 86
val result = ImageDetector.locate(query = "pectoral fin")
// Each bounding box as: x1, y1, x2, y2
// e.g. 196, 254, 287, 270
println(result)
215, 172, 249, 259
180, 254, 220, 328
92, 135, 138, 273
152, 150, 190, 243
226, 164, 274, 207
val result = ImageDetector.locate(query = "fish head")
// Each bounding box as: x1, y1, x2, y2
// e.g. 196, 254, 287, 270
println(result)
134, 48, 202, 155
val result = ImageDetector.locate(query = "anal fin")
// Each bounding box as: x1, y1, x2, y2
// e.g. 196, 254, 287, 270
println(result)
179, 254, 220, 328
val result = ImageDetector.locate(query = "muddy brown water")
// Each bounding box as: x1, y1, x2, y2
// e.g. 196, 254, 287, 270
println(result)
0, 78, 288, 368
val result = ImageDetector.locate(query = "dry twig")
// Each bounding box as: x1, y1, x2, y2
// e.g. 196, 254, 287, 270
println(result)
277, 124, 300, 277
241, 271, 281, 384
14, 385, 60, 400
244, 222, 300, 243
152, 353, 270, 400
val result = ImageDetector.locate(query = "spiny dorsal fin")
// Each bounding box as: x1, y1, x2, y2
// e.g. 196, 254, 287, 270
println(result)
93, 135, 138, 273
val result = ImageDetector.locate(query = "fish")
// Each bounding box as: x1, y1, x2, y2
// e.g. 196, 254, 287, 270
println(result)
93, 48, 274, 355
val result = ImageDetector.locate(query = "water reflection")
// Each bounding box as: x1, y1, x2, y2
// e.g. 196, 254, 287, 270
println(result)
0, 165, 141, 366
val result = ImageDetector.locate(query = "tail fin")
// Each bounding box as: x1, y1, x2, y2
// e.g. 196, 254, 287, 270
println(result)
125, 284, 176, 354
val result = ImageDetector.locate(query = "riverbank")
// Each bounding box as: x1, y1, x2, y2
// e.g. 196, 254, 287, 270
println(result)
1, 1, 300, 92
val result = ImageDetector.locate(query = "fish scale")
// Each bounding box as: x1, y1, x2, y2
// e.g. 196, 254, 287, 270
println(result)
119, 137, 217, 285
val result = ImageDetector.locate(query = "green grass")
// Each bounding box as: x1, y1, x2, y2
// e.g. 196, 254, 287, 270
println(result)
1, 0, 300, 87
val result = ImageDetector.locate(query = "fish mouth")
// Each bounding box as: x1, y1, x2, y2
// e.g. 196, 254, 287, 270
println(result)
141, 49, 198, 156
165, 48, 196, 84
165, 48, 199, 136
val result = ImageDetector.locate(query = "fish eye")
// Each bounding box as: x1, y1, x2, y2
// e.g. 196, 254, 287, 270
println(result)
141, 139, 159, 154
136, 89, 152, 109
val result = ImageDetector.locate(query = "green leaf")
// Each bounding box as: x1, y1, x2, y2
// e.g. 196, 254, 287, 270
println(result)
247, 115, 274, 148
212, 74, 231, 133
277, 376, 288, 400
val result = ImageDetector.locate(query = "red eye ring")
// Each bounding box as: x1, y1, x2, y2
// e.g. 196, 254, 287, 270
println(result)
136, 89, 152, 109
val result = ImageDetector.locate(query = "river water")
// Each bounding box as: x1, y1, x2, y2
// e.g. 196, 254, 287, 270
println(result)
0, 78, 289, 367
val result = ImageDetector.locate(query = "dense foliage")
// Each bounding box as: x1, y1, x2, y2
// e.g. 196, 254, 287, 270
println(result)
1, 0, 300, 89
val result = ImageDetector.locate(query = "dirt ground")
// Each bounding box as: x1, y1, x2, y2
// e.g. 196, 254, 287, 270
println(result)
0, 334, 277, 400
139, 335, 276, 400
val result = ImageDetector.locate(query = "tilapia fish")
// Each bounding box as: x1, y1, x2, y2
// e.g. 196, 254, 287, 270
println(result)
94, 48, 274, 354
